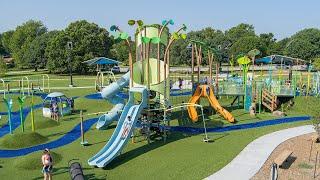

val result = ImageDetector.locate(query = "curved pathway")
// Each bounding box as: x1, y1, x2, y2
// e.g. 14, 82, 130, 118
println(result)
0, 92, 47, 137
0, 118, 97, 158
169, 116, 311, 133
206, 125, 315, 180
0, 103, 43, 138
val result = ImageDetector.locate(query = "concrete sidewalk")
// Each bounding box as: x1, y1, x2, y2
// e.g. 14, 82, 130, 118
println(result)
206, 125, 315, 180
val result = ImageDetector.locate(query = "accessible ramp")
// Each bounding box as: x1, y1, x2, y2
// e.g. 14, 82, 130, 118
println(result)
187, 85, 235, 123
88, 86, 148, 168
96, 72, 129, 129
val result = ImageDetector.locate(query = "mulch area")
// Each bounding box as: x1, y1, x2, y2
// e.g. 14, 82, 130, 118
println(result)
252, 133, 320, 180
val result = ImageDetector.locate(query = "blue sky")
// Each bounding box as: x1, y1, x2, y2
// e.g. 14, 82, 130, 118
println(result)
1, 0, 319, 40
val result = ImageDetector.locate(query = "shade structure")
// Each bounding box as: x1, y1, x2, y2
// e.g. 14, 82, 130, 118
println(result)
46, 92, 65, 98
255, 55, 307, 65
83, 57, 120, 66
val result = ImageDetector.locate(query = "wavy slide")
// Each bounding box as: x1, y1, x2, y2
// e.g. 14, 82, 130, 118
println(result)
95, 72, 129, 130
88, 86, 147, 167
188, 85, 235, 123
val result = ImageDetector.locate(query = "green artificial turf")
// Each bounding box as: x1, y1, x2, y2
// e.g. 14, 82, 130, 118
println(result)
13, 151, 62, 170
0, 132, 48, 149
0, 71, 318, 179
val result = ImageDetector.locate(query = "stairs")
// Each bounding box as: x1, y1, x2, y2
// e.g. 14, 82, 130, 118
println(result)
262, 89, 278, 112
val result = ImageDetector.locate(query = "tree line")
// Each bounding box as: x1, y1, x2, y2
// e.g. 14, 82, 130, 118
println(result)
1, 20, 320, 74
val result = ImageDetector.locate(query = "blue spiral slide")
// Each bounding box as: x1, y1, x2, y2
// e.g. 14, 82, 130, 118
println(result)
95, 72, 129, 130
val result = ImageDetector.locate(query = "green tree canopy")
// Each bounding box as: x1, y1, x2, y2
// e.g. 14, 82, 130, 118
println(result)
10, 20, 47, 68
24, 31, 60, 71
313, 57, 320, 70
1, 30, 14, 55
285, 28, 320, 61
0, 56, 7, 77
225, 23, 255, 43
110, 39, 135, 65
46, 20, 112, 74
229, 36, 266, 58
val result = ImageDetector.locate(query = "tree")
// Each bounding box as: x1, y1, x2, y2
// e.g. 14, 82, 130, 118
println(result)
0, 34, 5, 55
313, 57, 320, 70
285, 28, 320, 61
269, 38, 290, 55
46, 20, 113, 74
1, 30, 14, 55
225, 23, 255, 43
0, 56, 7, 77
110, 39, 135, 65
10, 20, 47, 68
229, 36, 266, 58
24, 31, 59, 71
259, 33, 276, 55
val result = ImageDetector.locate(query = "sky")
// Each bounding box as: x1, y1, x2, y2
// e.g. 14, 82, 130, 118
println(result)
1, 0, 320, 40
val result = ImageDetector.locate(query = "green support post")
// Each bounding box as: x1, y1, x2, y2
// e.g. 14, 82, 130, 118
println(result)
30, 83, 35, 132
18, 96, 26, 132
3, 98, 13, 134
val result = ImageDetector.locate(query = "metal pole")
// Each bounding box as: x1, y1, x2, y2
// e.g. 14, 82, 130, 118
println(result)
67, 41, 74, 87
314, 151, 318, 178
80, 110, 84, 143
31, 83, 35, 132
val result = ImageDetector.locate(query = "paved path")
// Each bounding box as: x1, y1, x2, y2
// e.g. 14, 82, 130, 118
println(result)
206, 125, 315, 180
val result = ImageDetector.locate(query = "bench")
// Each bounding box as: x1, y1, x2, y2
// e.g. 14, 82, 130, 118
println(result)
273, 149, 293, 168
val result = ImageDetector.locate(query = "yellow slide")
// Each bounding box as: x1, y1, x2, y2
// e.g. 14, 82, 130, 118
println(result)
187, 85, 235, 123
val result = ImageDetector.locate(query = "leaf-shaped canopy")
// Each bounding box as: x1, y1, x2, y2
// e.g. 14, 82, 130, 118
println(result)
128, 20, 135, 26
120, 32, 129, 40
141, 37, 150, 44
172, 32, 179, 40
151, 37, 161, 44
110, 25, 118, 32
237, 56, 251, 65
169, 19, 174, 25
247, 49, 261, 58
137, 20, 144, 26
180, 34, 187, 40
162, 20, 167, 26
113, 32, 120, 39
18, 96, 26, 104
182, 24, 187, 31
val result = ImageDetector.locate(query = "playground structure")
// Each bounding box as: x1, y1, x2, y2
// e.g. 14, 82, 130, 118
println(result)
0, 75, 51, 134
188, 85, 234, 123
0, 21, 319, 180
84, 19, 320, 168
42, 92, 73, 118
83, 57, 119, 91
0, 74, 50, 97
87, 19, 208, 167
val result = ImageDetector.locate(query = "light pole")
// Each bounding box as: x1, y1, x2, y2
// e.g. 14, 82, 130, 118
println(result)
67, 41, 74, 87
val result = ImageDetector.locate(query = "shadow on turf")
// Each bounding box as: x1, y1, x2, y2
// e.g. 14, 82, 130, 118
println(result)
31, 166, 93, 180
102, 132, 189, 170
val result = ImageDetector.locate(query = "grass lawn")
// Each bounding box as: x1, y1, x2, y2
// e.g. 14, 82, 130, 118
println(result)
0, 71, 318, 179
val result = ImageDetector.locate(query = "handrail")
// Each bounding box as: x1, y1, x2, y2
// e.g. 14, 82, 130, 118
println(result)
0, 78, 5, 98
22, 76, 30, 96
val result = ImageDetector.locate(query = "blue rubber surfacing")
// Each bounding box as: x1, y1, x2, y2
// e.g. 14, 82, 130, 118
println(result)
0, 118, 97, 158
168, 116, 311, 133
0, 115, 311, 158
0, 93, 312, 158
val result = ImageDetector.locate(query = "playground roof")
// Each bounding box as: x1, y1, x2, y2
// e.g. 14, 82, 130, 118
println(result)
46, 92, 65, 98
255, 55, 307, 65
83, 57, 120, 66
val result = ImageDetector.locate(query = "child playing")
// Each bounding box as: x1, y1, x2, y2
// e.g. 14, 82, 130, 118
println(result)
41, 148, 53, 180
